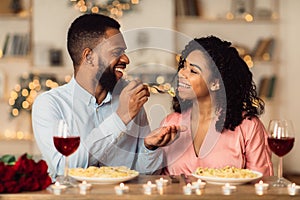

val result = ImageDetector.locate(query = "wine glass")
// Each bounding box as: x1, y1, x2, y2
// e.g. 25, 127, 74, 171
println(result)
267, 119, 295, 187
53, 120, 80, 186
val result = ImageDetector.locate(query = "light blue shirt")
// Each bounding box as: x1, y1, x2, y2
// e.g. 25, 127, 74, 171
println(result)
32, 77, 163, 179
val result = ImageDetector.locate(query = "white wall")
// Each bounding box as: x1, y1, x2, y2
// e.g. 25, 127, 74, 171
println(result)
33, 0, 78, 68
278, 0, 300, 174
33, 0, 175, 70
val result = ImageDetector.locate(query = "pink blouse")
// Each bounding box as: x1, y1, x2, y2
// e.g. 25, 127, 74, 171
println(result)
161, 109, 273, 176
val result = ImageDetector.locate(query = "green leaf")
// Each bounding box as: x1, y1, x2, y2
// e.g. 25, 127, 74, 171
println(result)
0, 154, 16, 165
26, 154, 33, 160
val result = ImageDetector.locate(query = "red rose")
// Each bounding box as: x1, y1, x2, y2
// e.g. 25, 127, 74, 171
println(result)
0, 183, 4, 193
39, 175, 52, 190
33, 160, 48, 176
3, 181, 21, 193
0, 154, 52, 193
19, 176, 40, 191
1, 165, 16, 182
13, 154, 35, 174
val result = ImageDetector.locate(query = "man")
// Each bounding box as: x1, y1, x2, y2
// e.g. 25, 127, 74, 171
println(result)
32, 14, 183, 179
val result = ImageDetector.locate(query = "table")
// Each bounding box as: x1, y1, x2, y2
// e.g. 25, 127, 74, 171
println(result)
0, 175, 299, 200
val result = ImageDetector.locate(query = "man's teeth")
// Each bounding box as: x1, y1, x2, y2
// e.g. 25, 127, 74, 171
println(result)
115, 68, 124, 73
115, 68, 127, 79
178, 82, 190, 88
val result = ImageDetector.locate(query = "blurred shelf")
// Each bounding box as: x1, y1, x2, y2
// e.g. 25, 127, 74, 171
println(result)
176, 16, 279, 24
0, 13, 30, 19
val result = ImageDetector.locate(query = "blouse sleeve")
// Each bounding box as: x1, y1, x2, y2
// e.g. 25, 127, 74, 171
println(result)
242, 117, 274, 176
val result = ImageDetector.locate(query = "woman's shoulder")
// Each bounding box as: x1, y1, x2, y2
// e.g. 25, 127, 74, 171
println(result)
237, 116, 267, 138
240, 116, 265, 129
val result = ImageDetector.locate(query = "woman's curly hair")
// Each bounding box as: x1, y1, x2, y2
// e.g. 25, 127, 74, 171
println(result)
172, 35, 265, 132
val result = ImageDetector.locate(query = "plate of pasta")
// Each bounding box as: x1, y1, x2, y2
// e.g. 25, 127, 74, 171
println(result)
69, 166, 139, 184
192, 166, 263, 185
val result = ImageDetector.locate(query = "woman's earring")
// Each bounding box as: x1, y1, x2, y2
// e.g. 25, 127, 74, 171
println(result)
210, 82, 220, 91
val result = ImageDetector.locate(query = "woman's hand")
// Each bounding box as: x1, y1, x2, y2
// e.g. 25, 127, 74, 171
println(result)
144, 125, 187, 150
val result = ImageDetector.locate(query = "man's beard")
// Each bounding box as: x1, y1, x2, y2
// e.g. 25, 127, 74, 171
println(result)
98, 64, 127, 95
98, 65, 118, 93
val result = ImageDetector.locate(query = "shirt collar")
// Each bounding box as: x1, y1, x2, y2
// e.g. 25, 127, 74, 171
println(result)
70, 77, 112, 107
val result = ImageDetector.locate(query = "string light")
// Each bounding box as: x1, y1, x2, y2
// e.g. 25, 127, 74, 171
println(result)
70, 0, 140, 18
8, 73, 70, 118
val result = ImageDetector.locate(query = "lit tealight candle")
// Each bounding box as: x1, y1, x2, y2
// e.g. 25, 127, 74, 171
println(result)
287, 183, 300, 196
254, 180, 269, 195
183, 183, 192, 195
195, 188, 203, 195
79, 181, 92, 195
222, 183, 236, 195
114, 183, 129, 195
143, 181, 156, 195
51, 181, 67, 195
192, 179, 206, 190
155, 177, 168, 189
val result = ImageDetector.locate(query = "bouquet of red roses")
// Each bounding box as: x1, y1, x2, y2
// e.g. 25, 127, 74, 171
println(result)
0, 153, 52, 193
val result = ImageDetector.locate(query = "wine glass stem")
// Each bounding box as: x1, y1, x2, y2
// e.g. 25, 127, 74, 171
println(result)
278, 156, 283, 179
64, 156, 69, 179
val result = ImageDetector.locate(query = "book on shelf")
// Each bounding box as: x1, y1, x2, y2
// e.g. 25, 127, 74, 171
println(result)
252, 37, 275, 61
1, 33, 30, 57
2, 34, 10, 56
266, 76, 276, 99
258, 75, 277, 99
175, 0, 202, 17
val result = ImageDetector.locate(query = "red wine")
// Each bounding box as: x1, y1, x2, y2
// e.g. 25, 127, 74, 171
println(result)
53, 136, 80, 156
267, 137, 295, 157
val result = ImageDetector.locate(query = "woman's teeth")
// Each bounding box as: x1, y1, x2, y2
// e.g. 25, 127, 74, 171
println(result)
178, 82, 190, 88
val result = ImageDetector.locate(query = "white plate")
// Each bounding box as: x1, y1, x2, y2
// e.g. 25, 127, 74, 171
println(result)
192, 170, 263, 185
70, 173, 139, 184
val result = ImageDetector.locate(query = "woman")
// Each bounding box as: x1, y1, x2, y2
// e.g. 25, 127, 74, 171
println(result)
161, 36, 273, 176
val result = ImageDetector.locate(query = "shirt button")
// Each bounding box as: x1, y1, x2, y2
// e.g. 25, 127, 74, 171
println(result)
119, 132, 125, 137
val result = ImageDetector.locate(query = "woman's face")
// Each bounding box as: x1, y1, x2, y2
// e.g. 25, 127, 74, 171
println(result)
177, 50, 211, 101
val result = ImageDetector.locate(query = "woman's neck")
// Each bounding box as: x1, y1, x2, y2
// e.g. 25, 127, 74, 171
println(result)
192, 97, 214, 122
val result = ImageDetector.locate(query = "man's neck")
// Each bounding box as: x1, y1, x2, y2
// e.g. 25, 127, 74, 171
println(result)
75, 72, 108, 105
95, 85, 108, 105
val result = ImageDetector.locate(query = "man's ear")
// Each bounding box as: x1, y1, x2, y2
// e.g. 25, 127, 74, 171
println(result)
82, 48, 93, 65
210, 79, 220, 91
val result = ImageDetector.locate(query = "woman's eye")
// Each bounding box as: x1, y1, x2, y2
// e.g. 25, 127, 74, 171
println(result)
191, 69, 199, 74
